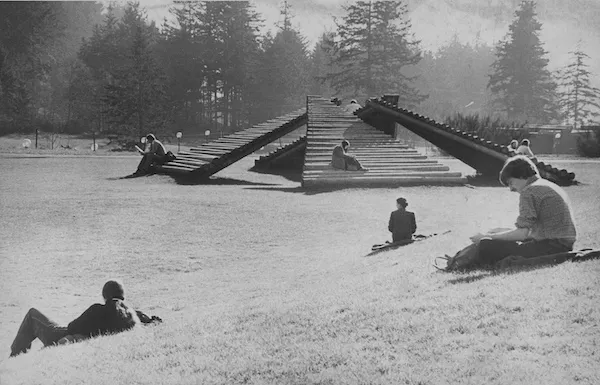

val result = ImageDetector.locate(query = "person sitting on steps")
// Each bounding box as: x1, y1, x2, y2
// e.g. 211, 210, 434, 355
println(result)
344, 99, 362, 113
9, 280, 161, 357
133, 134, 167, 176
331, 140, 369, 171
388, 197, 417, 243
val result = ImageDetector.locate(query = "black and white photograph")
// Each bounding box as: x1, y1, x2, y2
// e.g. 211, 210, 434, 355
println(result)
1, 0, 599, 383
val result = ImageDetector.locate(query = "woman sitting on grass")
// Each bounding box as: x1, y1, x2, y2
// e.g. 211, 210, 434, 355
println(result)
10, 280, 160, 357
440, 155, 577, 271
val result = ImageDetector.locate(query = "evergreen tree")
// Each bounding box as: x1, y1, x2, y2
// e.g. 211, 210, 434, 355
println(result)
325, 0, 425, 106
0, 2, 65, 131
415, 36, 496, 120
253, 3, 310, 120
102, 3, 169, 138
157, 2, 205, 130
308, 33, 336, 97
488, 0, 557, 123
556, 48, 600, 128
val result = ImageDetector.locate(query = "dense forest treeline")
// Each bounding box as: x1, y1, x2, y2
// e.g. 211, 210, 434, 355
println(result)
0, 1, 598, 141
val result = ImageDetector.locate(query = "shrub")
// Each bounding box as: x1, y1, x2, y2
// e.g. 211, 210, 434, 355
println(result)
444, 113, 528, 145
576, 128, 600, 157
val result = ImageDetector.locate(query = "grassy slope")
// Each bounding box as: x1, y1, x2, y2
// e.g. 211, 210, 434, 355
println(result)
0, 155, 599, 384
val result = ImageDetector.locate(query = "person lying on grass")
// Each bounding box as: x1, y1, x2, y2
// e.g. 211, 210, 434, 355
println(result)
388, 197, 417, 243
441, 155, 577, 271
10, 280, 161, 357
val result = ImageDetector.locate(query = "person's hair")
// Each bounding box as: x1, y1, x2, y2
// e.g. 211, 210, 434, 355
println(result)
146, 134, 156, 141
396, 197, 408, 208
520, 139, 530, 146
102, 280, 125, 301
499, 155, 539, 185
341, 140, 350, 147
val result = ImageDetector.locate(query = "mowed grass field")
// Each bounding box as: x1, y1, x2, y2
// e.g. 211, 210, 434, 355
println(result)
0, 154, 599, 385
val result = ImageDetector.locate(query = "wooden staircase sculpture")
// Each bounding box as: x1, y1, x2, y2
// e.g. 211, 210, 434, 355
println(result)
360, 97, 577, 186
253, 136, 307, 171
156, 109, 307, 181
300, 96, 466, 187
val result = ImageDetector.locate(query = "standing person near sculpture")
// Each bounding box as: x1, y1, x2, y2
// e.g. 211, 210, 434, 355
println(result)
388, 197, 417, 243
441, 155, 577, 271
516, 139, 535, 159
344, 99, 362, 113
9, 280, 161, 357
331, 140, 369, 171
134, 134, 166, 176
507, 139, 519, 155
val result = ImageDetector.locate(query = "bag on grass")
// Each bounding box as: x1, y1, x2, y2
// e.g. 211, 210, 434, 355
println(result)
434, 243, 479, 271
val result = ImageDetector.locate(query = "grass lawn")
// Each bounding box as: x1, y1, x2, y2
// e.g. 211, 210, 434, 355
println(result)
0, 152, 599, 385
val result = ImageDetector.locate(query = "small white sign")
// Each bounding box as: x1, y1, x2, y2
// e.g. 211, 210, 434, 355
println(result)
22, 139, 31, 148
205, 130, 211, 136
176, 132, 183, 139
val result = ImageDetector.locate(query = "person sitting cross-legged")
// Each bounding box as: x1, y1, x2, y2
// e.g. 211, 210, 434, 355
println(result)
331, 140, 369, 171
441, 155, 577, 271
9, 280, 161, 357
133, 134, 167, 176
388, 197, 417, 243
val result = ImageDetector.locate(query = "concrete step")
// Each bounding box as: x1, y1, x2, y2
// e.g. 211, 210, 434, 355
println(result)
304, 164, 449, 171
302, 175, 467, 187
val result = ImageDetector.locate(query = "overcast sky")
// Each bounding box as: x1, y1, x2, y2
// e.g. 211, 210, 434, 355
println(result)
138, 0, 599, 79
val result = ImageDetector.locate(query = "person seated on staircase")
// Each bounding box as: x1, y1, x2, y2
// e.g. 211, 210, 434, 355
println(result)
441, 155, 577, 271
9, 280, 162, 357
516, 139, 536, 161
344, 99, 362, 114
388, 197, 417, 244
331, 140, 369, 171
133, 134, 167, 176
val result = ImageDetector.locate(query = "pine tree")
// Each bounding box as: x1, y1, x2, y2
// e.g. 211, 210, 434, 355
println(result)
415, 36, 496, 120
325, 0, 425, 106
101, 3, 170, 138
556, 48, 600, 128
252, 3, 310, 120
308, 33, 336, 96
488, 0, 557, 123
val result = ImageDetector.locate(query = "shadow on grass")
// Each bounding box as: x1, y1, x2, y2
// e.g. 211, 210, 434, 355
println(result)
248, 168, 302, 183
446, 262, 576, 285
243, 185, 347, 196
113, 173, 281, 187
172, 176, 281, 186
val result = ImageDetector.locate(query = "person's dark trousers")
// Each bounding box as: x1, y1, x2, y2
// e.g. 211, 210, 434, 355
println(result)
10, 308, 69, 357
477, 238, 572, 268
137, 154, 165, 174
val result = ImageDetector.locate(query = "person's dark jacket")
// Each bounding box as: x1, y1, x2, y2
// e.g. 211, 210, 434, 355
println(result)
388, 209, 417, 242
67, 299, 139, 337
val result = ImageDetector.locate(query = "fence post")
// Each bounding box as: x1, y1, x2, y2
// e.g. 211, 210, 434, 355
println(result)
35, 128, 38, 149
